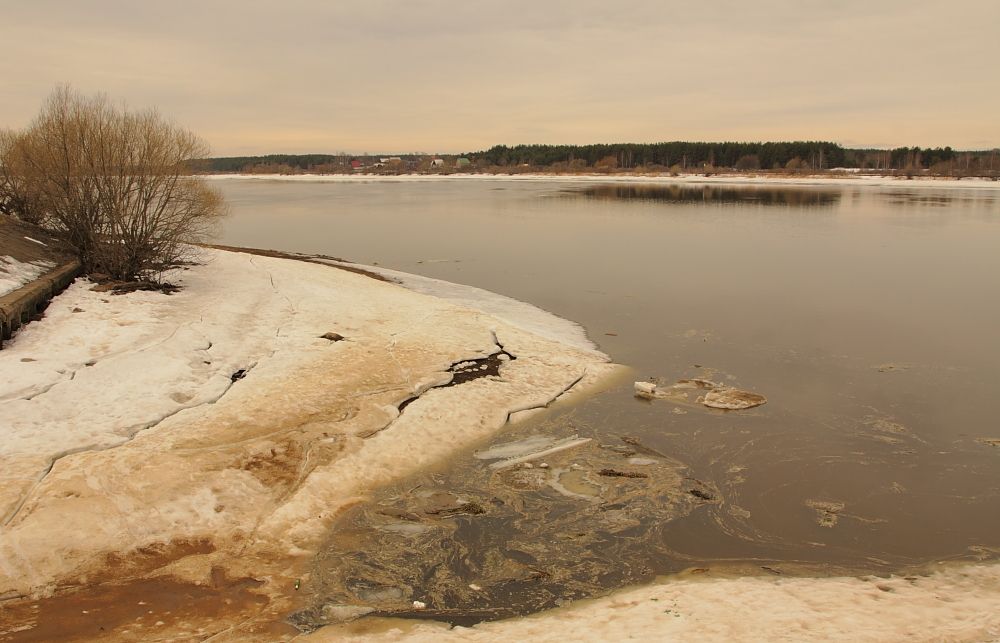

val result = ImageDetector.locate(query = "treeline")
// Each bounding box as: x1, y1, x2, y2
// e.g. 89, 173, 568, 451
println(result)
203, 154, 344, 172
468, 142, 996, 172
196, 143, 999, 176
471, 141, 844, 170
198, 154, 424, 173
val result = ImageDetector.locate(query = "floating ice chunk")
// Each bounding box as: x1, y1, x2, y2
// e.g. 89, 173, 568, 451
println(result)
634, 381, 658, 398
321, 604, 374, 622
702, 387, 767, 410
475, 435, 559, 460
489, 436, 592, 470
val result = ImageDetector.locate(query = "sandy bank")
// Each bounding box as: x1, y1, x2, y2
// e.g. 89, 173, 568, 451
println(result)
0, 247, 619, 639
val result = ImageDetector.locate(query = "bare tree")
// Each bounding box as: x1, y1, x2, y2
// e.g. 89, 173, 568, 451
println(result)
4, 87, 227, 280
735, 154, 761, 171
0, 129, 46, 225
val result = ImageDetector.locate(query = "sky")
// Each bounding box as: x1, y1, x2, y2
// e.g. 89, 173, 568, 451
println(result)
2, 0, 998, 155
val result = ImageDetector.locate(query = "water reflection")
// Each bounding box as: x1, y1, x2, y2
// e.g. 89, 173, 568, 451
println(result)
572, 184, 842, 207
878, 190, 1000, 210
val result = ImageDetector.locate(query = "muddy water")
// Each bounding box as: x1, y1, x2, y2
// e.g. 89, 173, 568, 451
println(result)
217, 178, 1000, 626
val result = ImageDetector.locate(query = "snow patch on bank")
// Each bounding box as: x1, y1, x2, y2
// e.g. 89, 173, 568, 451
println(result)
310, 258, 599, 355
0, 256, 55, 297
0, 246, 620, 595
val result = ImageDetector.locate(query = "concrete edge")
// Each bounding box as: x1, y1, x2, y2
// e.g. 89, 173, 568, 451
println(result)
0, 260, 82, 347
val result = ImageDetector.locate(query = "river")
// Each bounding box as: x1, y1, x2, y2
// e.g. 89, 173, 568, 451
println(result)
216, 175, 1000, 624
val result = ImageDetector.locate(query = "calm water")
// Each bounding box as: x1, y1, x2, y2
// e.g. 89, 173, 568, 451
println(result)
217, 177, 1000, 623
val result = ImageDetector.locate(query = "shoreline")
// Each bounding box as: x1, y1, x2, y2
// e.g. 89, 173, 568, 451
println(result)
0, 246, 621, 639
202, 171, 1000, 191
315, 558, 1000, 642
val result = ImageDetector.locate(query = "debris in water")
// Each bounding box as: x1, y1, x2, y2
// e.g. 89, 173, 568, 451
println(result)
304, 430, 703, 628
866, 417, 910, 435
689, 488, 714, 501
599, 468, 649, 479
425, 501, 486, 516
407, 491, 488, 518
620, 436, 671, 460
807, 499, 845, 528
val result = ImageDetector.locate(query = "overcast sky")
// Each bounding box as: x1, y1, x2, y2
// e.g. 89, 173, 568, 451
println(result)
2, 1, 997, 155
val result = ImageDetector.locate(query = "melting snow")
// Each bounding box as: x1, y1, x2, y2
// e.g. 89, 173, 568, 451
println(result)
0, 256, 55, 297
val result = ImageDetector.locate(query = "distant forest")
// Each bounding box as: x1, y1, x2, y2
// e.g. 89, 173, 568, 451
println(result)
197, 142, 999, 176
473, 142, 976, 171
197, 154, 425, 173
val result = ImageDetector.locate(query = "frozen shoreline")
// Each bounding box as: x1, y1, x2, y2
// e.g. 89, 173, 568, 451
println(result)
0, 247, 620, 638
204, 172, 1000, 191
310, 259, 599, 354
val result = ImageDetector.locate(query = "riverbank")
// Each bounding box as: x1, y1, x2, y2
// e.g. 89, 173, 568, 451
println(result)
0, 215, 80, 347
203, 172, 1000, 191
0, 246, 620, 639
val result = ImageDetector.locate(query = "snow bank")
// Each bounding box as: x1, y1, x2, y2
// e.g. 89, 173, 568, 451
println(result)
312, 563, 1000, 642
0, 255, 54, 297
0, 247, 619, 598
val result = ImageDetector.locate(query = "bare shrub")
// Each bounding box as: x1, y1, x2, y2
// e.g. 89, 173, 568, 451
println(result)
735, 154, 761, 171
4, 87, 227, 280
